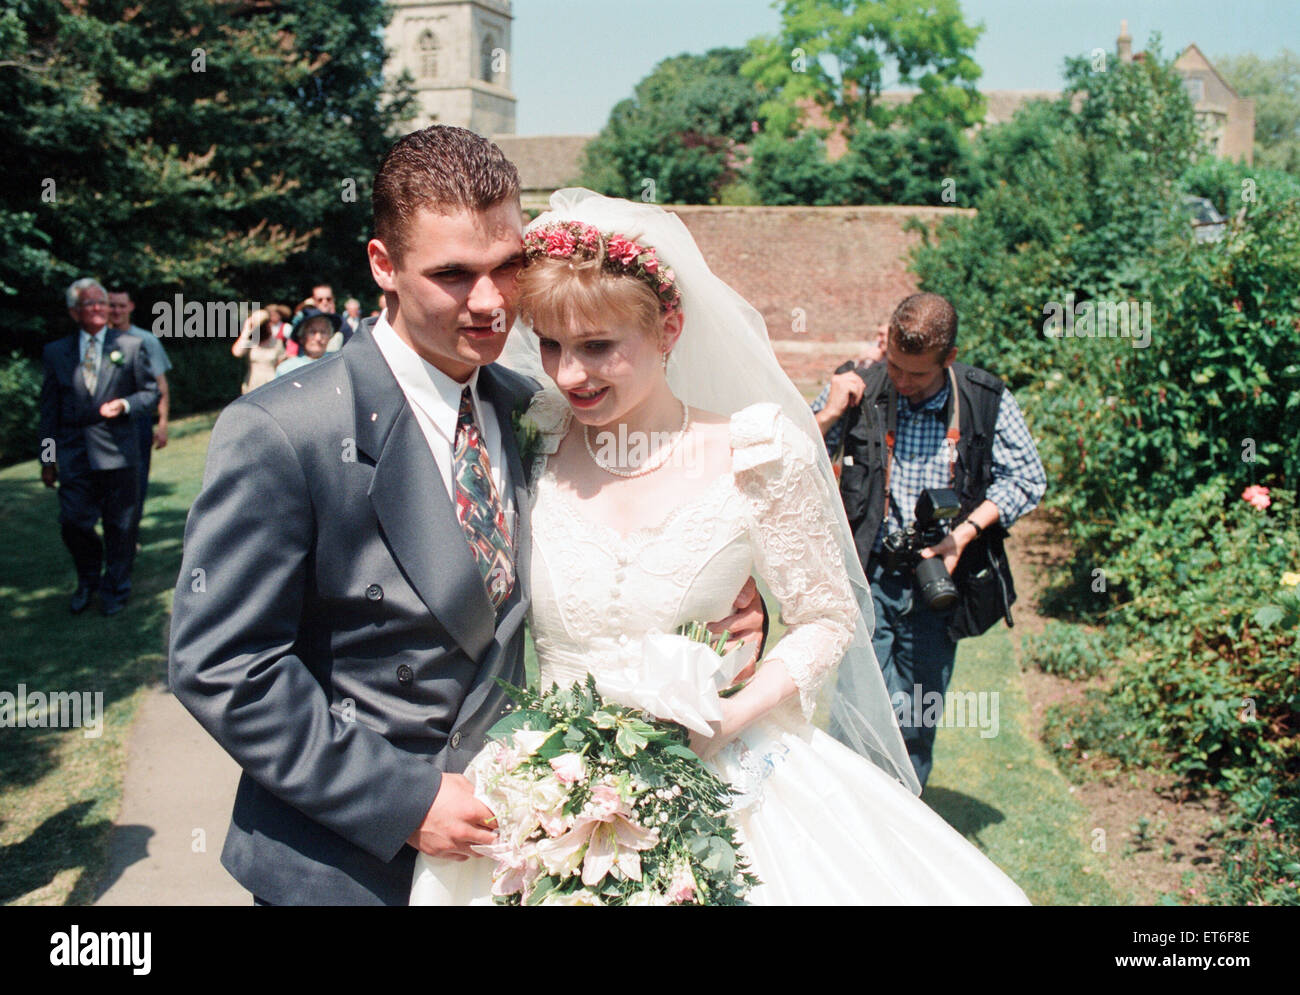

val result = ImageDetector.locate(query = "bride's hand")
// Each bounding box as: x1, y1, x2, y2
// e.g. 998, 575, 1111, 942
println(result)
686, 699, 744, 762
687, 720, 726, 763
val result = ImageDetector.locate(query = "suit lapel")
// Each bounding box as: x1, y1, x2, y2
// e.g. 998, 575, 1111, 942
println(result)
344, 324, 496, 661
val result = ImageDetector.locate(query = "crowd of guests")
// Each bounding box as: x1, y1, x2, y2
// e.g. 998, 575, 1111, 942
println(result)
231, 284, 378, 392
39, 276, 376, 617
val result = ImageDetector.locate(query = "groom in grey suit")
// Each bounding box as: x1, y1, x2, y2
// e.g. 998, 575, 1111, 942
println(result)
169, 127, 535, 905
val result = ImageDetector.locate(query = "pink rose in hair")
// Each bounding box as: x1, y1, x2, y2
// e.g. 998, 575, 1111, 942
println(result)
606, 236, 642, 266
544, 227, 577, 256
641, 252, 659, 274
576, 223, 601, 251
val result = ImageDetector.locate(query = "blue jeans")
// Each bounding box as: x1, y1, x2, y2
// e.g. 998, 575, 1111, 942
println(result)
868, 559, 958, 788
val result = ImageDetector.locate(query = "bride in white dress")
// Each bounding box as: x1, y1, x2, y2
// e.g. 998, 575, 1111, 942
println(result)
410, 189, 1029, 905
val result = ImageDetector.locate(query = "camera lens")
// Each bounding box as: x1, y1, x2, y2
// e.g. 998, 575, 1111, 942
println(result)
915, 556, 959, 612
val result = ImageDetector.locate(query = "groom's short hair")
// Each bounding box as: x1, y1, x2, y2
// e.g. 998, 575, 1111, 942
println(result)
373, 126, 520, 262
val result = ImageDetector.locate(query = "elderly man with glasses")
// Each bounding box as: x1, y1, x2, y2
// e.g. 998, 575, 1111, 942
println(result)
39, 278, 159, 615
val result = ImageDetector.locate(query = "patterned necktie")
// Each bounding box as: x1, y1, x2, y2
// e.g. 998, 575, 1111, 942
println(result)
453, 387, 515, 610
82, 334, 99, 394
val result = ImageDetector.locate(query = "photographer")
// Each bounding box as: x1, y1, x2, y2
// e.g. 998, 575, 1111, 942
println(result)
812, 293, 1046, 787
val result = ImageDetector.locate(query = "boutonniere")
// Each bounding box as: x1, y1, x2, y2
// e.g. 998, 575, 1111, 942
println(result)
108, 349, 124, 366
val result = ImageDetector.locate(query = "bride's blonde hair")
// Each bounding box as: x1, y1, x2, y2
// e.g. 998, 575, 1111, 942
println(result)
516, 252, 665, 339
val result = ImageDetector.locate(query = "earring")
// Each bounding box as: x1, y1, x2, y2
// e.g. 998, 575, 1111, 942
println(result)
661, 350, 669, 369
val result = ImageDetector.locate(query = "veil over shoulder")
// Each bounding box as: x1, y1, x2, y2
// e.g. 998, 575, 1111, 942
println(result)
499, 188, 921, 796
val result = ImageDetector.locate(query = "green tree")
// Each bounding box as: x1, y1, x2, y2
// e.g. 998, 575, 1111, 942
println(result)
742, 0, 985, 139
0, 0, 413, 410
1215, 49, 1300, 174
746, 132, 847, 205
578, 48, 762, 204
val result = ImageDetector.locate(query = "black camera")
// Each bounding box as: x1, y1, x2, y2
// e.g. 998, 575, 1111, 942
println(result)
879, 488, 962, 612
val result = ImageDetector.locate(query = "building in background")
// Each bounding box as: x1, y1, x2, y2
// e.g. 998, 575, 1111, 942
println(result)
385, 0, 516, 135
1168, 42, 1255, 163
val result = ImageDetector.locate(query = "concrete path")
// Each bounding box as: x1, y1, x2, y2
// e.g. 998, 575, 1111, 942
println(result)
93, 685, 247, 906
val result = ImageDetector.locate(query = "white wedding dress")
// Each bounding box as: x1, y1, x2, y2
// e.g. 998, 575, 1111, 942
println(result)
410, 400, 1030, 905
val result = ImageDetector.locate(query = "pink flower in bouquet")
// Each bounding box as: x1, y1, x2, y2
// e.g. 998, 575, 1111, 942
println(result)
473, 839, 543, 898
549, 752, 586, 784
536, 783, 658, 886
641, 252, 659, 274
666, 864, 697, 904
1242, 484, 1271, 510
606, 236, 642, 267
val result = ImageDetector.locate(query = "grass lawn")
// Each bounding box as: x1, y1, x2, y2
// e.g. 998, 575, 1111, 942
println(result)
0, 413, 216, 905
924, 622, 1119, 904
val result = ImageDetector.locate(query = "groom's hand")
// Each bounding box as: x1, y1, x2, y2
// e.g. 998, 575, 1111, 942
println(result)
407, 773, 498, 860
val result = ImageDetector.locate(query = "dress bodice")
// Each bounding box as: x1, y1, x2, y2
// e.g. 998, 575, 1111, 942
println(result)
524, 393, 859, 719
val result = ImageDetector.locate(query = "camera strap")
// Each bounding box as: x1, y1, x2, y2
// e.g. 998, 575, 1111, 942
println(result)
883, 366, 962, 526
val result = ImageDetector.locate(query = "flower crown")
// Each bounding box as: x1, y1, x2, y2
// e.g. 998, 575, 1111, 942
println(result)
523, 220, 681, 317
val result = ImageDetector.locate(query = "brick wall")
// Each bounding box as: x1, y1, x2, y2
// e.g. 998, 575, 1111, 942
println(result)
668, 204, 974, 394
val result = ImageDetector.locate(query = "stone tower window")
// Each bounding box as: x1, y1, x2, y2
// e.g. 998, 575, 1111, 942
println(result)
418, 29, 439, 79
481, 34, 497, 83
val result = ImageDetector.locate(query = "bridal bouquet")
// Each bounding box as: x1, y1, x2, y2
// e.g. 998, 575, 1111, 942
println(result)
471, 663, 759, 906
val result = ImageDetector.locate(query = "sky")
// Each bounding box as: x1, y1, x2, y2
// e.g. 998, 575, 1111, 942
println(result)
510, 0, 1300, 135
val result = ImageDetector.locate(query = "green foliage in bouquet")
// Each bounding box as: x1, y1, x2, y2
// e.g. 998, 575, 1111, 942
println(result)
478, 676, 759, 905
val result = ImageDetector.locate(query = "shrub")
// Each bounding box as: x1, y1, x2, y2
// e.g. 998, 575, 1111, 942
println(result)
1023, 621, 1112, 679
0, 350, 42, 466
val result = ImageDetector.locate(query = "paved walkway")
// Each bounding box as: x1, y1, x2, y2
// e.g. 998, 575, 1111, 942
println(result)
93, 685, 247, 906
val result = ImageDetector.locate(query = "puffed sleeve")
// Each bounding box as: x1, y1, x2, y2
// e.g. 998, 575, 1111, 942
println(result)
731, 403, 858, 718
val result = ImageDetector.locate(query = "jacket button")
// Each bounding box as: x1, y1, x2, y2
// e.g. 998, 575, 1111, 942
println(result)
396, 664, 413, 686
450, 731, 462, 749
366, 584, 383, 601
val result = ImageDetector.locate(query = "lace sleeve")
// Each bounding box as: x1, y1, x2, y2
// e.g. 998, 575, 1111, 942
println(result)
732, 403, 858, 719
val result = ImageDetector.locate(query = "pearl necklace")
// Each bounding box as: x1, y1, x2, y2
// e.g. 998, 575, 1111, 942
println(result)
583, 402, 690, 478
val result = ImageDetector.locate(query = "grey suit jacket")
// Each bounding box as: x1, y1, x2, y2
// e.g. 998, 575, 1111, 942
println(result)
39, 328, 159, 474
168, 323, 538, 905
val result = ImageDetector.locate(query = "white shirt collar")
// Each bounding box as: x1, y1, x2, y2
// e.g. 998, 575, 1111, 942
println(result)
371, 312, 484, 443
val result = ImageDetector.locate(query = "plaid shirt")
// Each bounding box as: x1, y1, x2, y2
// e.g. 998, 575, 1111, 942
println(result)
812, 378, 1046, 550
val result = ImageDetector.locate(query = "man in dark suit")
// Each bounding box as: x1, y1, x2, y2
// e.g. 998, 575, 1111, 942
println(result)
40, 278, 159, 616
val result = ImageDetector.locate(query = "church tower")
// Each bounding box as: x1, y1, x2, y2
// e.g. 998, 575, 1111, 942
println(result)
385, 0, 516, 136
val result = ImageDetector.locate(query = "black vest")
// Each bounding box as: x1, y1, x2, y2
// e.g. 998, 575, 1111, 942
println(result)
837, 360, 1016, 638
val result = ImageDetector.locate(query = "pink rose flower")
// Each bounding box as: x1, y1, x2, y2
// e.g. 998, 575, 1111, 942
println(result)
606, 236, 642, 266
666, 864, 696, 904
549, 752, 586, 785
641, 252, 659, 274
544, 228, 577, 257
1242, 484, 1271, 510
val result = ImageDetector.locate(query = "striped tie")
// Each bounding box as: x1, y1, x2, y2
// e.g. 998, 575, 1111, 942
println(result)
82, 335, 99, 394
452, 387, 515, 610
